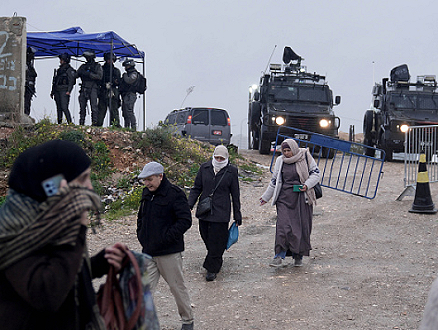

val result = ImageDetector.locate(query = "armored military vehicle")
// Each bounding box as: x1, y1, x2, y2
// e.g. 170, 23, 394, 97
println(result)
363, 64, 438, 161
248, 46, 341, 154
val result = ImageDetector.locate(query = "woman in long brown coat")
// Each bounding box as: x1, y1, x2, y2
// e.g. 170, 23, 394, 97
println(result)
260, 139, 320, 267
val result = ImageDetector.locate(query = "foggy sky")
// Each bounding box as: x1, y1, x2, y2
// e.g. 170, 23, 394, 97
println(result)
4, 0, 438, 137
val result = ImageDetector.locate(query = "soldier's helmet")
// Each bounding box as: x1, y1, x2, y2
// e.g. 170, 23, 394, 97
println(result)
122, 59, 135, 68
82, 50, 96, 60
104, 52, 117, 62
58, 53, 71, 63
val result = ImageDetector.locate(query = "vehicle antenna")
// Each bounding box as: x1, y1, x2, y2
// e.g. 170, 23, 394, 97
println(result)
263, 45, 277, 75
180, 86, 195, 108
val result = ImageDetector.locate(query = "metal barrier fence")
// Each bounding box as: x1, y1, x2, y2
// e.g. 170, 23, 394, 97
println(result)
270, 126, 385, 199
399, 125, 438, 200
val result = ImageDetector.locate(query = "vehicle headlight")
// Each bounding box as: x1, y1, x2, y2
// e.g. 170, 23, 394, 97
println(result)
319, 119, 330, 128
399, 124, 409, 133
275, 116, 285, 126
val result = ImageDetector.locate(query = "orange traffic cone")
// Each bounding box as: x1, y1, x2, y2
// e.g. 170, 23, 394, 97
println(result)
409, 153, 437, 214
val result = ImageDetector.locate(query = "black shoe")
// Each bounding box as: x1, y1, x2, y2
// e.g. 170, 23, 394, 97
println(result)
206, 272, 217, 281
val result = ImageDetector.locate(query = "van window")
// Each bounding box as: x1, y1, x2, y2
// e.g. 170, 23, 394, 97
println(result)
211, 109, 228, 126
176, 112, 186, 124
192, 109, 209, 125
166, 114, 176, 125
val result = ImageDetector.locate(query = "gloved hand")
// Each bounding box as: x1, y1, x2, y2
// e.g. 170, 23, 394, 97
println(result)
235, 219, 242, 226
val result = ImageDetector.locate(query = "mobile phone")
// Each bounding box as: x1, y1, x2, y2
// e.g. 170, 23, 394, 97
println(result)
41, 174, 65, 197
293, 184, 304, 192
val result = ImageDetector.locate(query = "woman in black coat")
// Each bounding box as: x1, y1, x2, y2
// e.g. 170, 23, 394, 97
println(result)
188, 145, 242, 281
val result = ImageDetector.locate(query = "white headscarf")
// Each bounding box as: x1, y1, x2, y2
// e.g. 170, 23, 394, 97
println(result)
212, 145, 229, 174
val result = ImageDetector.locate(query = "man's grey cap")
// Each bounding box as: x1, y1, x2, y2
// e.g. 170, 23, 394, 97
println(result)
138, 161, 164, 179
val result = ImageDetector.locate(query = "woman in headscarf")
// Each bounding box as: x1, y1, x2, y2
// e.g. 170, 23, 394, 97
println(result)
0, 140, 126, 330
188, 145, 242, 281
260, 139, 320, 267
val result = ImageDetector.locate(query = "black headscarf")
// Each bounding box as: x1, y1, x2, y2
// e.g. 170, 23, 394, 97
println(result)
8, 140, 91, 202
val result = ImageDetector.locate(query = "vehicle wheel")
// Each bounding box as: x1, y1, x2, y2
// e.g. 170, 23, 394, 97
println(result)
322, 147, 335, 159
364, 138, 376, 157
363, 110, 376, 141
248, 129, 260, 150
259, 133, 270, 154
382, 147, 393, 161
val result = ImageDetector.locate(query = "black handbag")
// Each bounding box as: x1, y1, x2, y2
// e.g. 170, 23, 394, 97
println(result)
313, 182, 323, 199
195, 196, 212, 218
195, 167, 228, 218
305, 152, 322, 199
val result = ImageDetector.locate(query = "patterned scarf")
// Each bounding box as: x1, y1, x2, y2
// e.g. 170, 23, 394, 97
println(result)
0, 183, 101, 271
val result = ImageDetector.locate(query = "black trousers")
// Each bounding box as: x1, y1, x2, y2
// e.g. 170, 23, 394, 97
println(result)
54, 90, 72, 124
199, 220, 229, 273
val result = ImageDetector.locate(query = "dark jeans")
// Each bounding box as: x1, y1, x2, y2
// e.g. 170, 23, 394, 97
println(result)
54, 90, 72, 124
199, 220, 229, 273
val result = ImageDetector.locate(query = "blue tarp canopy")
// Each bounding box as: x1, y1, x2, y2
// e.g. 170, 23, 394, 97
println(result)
27, 27, 144, 59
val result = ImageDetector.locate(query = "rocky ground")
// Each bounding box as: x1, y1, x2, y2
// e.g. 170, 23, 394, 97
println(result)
87, 149, 438, 330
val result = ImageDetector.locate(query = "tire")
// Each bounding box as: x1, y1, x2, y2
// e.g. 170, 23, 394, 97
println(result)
322, 147, 336, 159
258, 132, 271, 155
248, 129, 260, 150
363, 110, 376, 141
382, 147, 393, 161
364, 138, 376, 157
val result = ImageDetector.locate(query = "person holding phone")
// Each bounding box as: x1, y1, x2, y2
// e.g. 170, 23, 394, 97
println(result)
0, 140, 126, 330
260, 139, 320, 267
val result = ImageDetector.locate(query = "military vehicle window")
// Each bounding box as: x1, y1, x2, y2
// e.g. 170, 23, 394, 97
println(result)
192, 109, 209, 125
269, 86, 298, 101
176, 112, 186, 124
211, 109, 227, 126
418, 95, 438, 110
390, 95, 416, 109
299, 87, 329, 103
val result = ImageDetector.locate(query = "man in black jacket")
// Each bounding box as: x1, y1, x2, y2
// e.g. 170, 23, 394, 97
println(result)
137, 161, 194, 330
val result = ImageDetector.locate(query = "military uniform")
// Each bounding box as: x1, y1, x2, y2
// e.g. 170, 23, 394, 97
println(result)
97, 58, 121, 127
119, 60, 139, 130
51, 57, 76, 124
77, 51, 103, 125
24, 48, 37, 116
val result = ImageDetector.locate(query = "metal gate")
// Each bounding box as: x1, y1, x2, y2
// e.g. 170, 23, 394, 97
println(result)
398, 125, 438, 200
271, 126, 385, 199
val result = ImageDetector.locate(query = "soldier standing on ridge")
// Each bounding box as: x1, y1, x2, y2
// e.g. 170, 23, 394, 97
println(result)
77, 50, 103, 126
119, 59, 139, 130
97, 52, 121, 127
50, 53, 76, 124
24, 47, 37, 116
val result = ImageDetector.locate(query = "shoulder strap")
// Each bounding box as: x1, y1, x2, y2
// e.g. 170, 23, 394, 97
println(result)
209, 165, 228, 197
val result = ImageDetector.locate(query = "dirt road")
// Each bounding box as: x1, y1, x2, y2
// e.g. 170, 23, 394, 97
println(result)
88, 150, 438, 330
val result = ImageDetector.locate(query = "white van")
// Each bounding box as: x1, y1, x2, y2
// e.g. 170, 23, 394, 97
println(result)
164, 107, 231, 145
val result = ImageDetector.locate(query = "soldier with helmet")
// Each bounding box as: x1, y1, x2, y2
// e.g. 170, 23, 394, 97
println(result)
50, 53, 76, 124
24, 47, 37, 116
119, 59, 139, 130
97, 52, 121, 127
77, 50, 103, 125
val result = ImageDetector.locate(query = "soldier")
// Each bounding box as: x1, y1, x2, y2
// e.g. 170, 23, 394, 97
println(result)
97, 52, 121, 127
76, 50, 103, 125
119, 59, 139, 130
24, 47, 37, 116
50, 53, 76, 124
